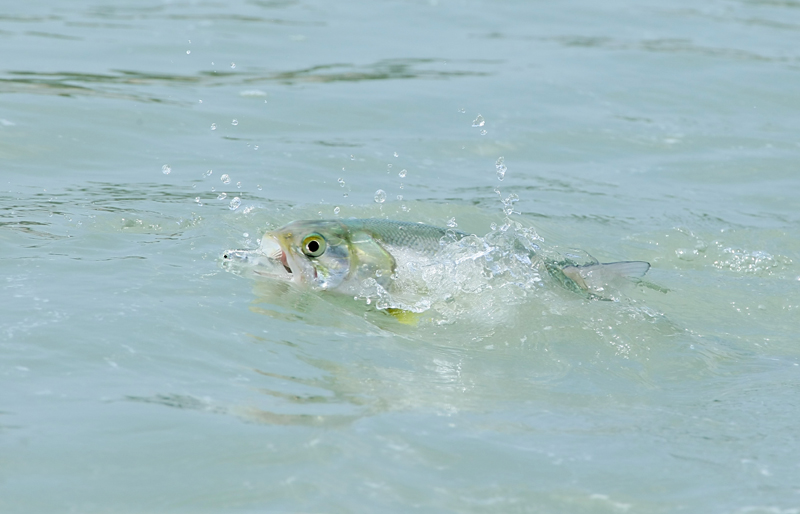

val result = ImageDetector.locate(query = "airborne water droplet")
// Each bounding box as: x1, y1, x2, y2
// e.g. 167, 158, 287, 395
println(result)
236, 181, 242, 188
333, 206, 340, 214
393, 151, 399, 157
374, 189, 386, 203
161, 164, 171, 175
217, 192, 227, 200
472, 114, 485, 127
230, 62, 236, 69
399, 169, 407, 178
257, 184, 262, 190
229, 197, 241, 210
480, 129, 488, 136
447, 217, 458, 228
205, 169, 212, 177
458, 107, 466, 113
338, 177, 345, 187
210, 123, 217, 130
231, 119, 238, 126
186, 50, 191, 55
220, 174, 231, 184
495, 156, 507, 181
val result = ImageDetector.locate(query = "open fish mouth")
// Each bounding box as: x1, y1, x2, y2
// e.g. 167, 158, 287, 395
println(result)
222, 236, 293, 279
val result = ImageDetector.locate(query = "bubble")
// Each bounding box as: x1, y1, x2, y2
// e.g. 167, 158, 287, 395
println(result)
161, 164, 171, 175
210, 123, 217, 130
399, 169, 407, 178
229, 197, 241, 210
205, 169, 212, 177
447, 217, 458, 228
217, 192, 227, 200
374, 189, 386, 203
334, 206, 340, 214
472, 114, 485, 127
220, 174, 231, 184
231, 119, 238, 126
230, 62, 236, 69
338, 178, 345, 187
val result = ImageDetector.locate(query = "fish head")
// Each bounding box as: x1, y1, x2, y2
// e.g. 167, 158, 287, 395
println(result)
260, 220, 352, 290
262, 219, 397, 291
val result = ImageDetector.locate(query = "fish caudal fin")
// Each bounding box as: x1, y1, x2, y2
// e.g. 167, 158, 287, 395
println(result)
561, 261, 650, 293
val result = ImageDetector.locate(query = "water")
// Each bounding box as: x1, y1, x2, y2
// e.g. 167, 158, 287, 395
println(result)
2, 0, 799, 511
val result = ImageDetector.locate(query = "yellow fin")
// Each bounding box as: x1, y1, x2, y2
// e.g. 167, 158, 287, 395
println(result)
386, 308, 420, 326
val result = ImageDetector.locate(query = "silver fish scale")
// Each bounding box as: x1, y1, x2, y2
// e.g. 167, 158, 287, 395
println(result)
341, 219, 467, 255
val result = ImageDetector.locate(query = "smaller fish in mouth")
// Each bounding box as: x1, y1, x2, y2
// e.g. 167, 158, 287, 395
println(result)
223, 218, 651, 300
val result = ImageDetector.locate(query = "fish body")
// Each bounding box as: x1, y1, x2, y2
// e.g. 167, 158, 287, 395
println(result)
223, 218, 650, 298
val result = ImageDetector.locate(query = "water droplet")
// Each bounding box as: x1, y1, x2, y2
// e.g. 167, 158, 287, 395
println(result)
257, 184, 262, 190
350, 154, 355, 160
343, 192, 349, 198
205, 169, 212, 177
472, 114, 485, 127
458, 107, 466, 113
254, 145, 258, 150
161, 164, 171, 175
194, 196, 201, 203
198, 99, 202, 103
230, 62, 236, 69
211, 187, 215, 192
490, 222, 498, 231
186, 50, 191, 55
231, 119, 238, 126
338, 178, 345, 187
387, 163, 392, 170
495, 156, 507, 181
399, 169, 407, 178
210, 123, 217, 130
374, 189, 386, 203
217, 192, 227, 200
396, 194, 403, 201
480, 129, 488, 136
399, 183, 404, 189
229, 197, 241, 210
393, 151, 399, 157
220, 174, 231, 184
333, 206, 340, 214
447, 217, 458, 228
243, 232, 249, 238
236, 181, 242, 188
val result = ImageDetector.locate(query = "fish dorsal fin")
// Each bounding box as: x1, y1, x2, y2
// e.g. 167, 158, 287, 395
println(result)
562, 261, 650, 292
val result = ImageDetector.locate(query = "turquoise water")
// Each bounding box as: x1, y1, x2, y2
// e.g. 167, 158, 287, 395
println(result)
2, 0, 800, 512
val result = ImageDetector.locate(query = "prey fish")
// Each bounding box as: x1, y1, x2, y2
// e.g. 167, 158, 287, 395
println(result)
222, 218, 651, 299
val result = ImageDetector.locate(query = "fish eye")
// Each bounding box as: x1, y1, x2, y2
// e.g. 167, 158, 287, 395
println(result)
301, 233, 326, 257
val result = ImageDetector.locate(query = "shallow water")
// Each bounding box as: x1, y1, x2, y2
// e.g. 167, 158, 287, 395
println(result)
2, 0, 800, 512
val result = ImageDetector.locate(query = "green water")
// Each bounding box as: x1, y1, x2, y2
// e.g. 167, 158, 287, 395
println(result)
2, 0, 800, 512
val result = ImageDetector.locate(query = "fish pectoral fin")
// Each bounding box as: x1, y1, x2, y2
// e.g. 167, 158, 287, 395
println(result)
563, 261, 651, 291
386, 308, 420, 326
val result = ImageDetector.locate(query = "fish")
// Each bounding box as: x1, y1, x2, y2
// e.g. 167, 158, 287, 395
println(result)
223, 218, 651, 299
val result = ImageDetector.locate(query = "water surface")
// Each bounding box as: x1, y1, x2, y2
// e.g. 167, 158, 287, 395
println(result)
2, 0, 799, 512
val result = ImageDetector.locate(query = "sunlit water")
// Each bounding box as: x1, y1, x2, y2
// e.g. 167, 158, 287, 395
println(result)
2, 0, 800, 512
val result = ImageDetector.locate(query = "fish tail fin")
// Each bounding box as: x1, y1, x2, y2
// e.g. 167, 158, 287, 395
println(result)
561, 260, 650, 292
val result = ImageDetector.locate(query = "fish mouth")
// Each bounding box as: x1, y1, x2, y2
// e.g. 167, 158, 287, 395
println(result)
222, 237, 293, 279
